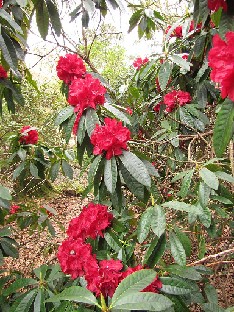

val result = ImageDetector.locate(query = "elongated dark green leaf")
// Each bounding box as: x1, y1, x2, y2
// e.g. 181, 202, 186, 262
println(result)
205, 284, 218, 304
34, 288, 46, 312
65, 114, 76, 143
158, 61, 172, 91
166, 265, 201, 281
0, 10, 23, 34
77, 115, 86, 145
104, 231, 121, 252
55, 107, 74, 126
85, 108, 100, 137
178, 169, 194, 198
215, 171, 234, 183
111, 269, 157, 306
46, 286, 99, 306
137, 207, 154, 243
30, 163, 39, 178
119, 151, 151, 187
160, 277, 191, 295
174, 227, 191, 257
213, 99, 234, 157
104, 157, 117, 193
13, 162, 25, 179
113, 292, 173, 311
151, 205, 166, 238
0, 79, 25, 105
36, 0, 49, 39
46, 0, 62, 36
12, 289, 37, 312
88, 155, 102, 184
128, 9, 143, 33
104, 102, 131, 125
171, 55, 191, 71
50, 162, 60, 182
169, 232, 186, 266
3, 278, 37, 296
0, 33, 20, 77
0, 185, 11, 200
199, 168, 219, 190
62, 160, 73, 179
219, 11, 234, 37
199, 182, 211, 208
198, 203, 211, 228
202, 303, 225, 312
143, 234, 166, 267
1, 237, 19, 258
162, 201, 202, 215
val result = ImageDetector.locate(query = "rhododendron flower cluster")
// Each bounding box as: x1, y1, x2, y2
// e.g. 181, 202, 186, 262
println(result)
56, 54, 86, 84
10, 204, 20, 214
0, 0, 3, 9
0, 65, 7, 78
126, 107, 133, 115
133, 57, 149, 70
208, 0, 227, 12
19, 126, 39, 145
208, 32, 234, 101
56, 54, 106, 134
57, 202, 162, 298
90, 118, 131, 159
162, 90, 192, 112
67, 202, 113, 240
166, 21, 202, 38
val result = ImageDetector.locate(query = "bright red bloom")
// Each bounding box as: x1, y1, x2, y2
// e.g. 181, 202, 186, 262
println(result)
10, 204, 20, 214
208, 32, 234, 101
142, 276, 162, 293
163, 90, 192, 112
19, 126, 38, 145
67, 202, 113, 240
0, 0, 2, 9
165, 25, 182, 38
182, 54, 188, 60
208, 0, 227, 11
56, 54, 86, 84
68, 74, 106, 135
90, 118, 131, 159
153, 101, 163, 113
133, 57, 149, 70
57, 237, 99, 279
86, 259, 123, 298
0, 65, 7, 78
120, 265, 144, 280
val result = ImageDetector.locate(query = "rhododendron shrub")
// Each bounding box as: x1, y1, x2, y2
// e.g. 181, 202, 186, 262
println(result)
19, 126, 39, 145
162, 90, 192, 112
90, 117, 131, 159
208, 0, 227, 11
208, 32, 234, 101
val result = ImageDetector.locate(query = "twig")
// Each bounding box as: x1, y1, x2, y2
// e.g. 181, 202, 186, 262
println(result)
206, 260, 234, 267
188, 248, 234, 266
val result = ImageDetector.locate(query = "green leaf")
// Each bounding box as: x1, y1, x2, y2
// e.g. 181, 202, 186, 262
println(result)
46, 0, 62, 36
30, 163, 39, 178
0, 33, 20, 77
199, 182, 211, 208
151, 205, 166, 238
35, 0, 49, 39
104, 158, 117, 193
199, 168, 219, 190
77, 115, 86, 145
104, 231, 121, 252
215, 171, 234, 183
13, 162, 25, 180
12, 289, 37, 312
64, 114, 76, 143
160, 277, 191, 295
178, 169, 194, 198
0, 237, 19, 258
0, 226, 12, 237
111, 269, 157, 307
213, 99, 234, 157
88, 155, 102, 184
174, 227, 191, 257
170, 55, 191, 72
3, 278, 37, 296
34, 288, 46, 312
119, 151, 151, 187
112, 292, 173, 311
0, 185, 12, 200
0, 10, 23, 34
158, 61, 172, 91
46, 286, 99, 306
204, 284, 218, 304
0, 79, 25, 105
211, 195, 233, 205
137, 207, 154, 243
50, 162, 60, 182
62, 160, 73, 179
169, 232, 186, 266
162, 201, 202, 215
166, 265, 201, 281
143, 234, 166, 267
55, 107, 74, 126
104, 102, 131, 125
202, 303, 225, 312
197, 203, 211, 228
85, 108, 100, 137
219, 11, 234, 37
128, 9, 143, 33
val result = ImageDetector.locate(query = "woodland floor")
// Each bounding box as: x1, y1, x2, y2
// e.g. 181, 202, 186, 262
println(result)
1, 184, 233, 311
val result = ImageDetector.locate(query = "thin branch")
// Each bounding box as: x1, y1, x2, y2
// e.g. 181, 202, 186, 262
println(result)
188, 248, 234, 266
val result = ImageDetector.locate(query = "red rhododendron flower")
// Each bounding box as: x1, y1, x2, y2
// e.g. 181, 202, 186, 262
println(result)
86, 259, 123, 298
142, 276, 162, 293
133, 57, 149, 70
208, 0, 227, 11
0, 0, 3, 9
163, 90, 192, 112
57, 237, 99, 279
165, 25, 182, 38
208, 32, 234, 101
120, 265, 144, 280
126, 107, 133, 115
67, 202, 113, 240
19, 126, 38, 145
182, 54, 188, 60
0, 65, 7, 78
90, 118, 131, 159
153, 101, 163, 113
56, 54, 86, 84
68, 74, 106, 134
10, 204, 20, 214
